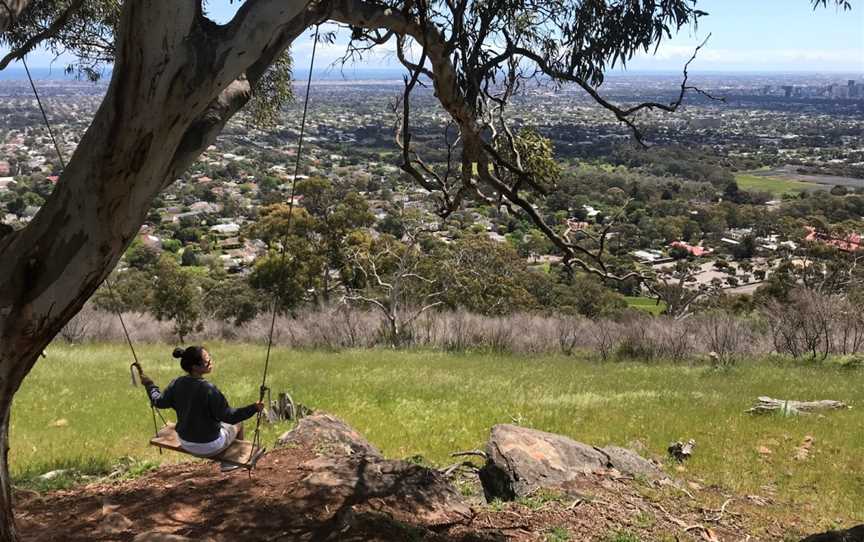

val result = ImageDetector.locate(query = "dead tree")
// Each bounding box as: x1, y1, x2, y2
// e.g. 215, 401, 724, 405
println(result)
344, 226, 444, 346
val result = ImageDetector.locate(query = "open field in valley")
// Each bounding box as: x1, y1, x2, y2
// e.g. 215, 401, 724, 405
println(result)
735, 173, 819, 195
11, 343, 864, 530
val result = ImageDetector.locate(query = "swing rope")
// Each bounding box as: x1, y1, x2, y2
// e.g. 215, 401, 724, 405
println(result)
106, 280, 167, 444
19, 23, 321, 459
251, 25, 320, 454
19, 55, 167, 442
22, 57, 65, 170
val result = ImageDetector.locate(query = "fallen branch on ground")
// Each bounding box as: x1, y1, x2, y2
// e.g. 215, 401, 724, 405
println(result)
703, 499, 737, 523
440, 461, 480, 477
450, 449, 488, 460
745, 396, 849, 416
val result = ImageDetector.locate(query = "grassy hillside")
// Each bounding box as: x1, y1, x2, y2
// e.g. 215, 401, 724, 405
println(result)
12, 344, 864, 528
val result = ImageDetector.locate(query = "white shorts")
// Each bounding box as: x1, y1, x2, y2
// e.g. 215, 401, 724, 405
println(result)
179, 423, 239, 457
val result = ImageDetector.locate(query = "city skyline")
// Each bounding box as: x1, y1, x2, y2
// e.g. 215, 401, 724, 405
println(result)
0, 0, 862, 75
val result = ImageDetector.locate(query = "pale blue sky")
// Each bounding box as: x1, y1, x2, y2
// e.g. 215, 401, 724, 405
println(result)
8, 0, 864, 73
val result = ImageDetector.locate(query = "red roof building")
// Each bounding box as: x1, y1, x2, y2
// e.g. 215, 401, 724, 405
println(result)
805, 227, 861, 252
669, 241, 713, 257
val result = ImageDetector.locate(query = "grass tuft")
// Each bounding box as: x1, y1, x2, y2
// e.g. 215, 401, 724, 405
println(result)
517, 488, 567, 510
13, 456, 113, 492
545, 526, 571, 542
603, 531, 640, 542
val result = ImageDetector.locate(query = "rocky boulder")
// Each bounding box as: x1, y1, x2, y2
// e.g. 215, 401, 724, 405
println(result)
602, 445, 664, 479
479, 424, 665, 501
277, 413, 382, 458
279, 413, 473, 527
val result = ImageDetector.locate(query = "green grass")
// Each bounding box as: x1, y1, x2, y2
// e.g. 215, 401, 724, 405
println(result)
12, 344, 864, 529
625, 296, 666, 315
735, 174, 818, 196
528, 262, 552, 273
603, 531, 640, 542
545, 526, 572, 542
13, 455, 161, 492
517, 488, 567, 510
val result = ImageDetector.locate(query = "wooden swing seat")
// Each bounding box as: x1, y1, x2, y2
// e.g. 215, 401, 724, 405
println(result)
150, 423, 266, 470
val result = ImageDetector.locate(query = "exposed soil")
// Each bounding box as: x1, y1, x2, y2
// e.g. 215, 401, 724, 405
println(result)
13, 445, 802, 541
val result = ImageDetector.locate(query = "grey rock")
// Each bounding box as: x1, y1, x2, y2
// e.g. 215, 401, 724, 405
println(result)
277, 413, 382, 458
600, 445, 666, 480
37, 469, 70, 481
479, 424, 665, 501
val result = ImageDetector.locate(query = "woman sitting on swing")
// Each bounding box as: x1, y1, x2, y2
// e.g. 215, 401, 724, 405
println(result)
141, 346, 263, 471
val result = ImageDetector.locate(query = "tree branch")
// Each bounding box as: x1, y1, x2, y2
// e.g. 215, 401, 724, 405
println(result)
509, 35, 722, 146
0, 0, 84, 70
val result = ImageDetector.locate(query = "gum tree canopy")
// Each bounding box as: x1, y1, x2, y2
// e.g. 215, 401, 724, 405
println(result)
0, 0, 852, 539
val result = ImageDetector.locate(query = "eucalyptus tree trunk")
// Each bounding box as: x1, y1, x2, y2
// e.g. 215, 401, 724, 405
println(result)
0, 1, 320, 538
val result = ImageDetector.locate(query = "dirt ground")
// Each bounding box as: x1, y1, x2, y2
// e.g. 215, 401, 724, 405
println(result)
13, 436, 808, 542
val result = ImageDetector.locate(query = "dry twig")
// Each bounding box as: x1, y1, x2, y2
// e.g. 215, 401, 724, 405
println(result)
703, 498, 736, 523
450, 449, 488, 460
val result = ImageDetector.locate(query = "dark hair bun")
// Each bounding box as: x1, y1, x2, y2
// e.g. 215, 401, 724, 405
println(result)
172, 347, 184, 359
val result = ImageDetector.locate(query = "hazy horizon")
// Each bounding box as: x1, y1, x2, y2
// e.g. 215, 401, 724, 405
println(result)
1, 66, 861, 83
1, 0, 861, 77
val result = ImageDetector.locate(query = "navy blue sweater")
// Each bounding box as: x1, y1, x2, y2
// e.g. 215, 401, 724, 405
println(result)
145, 376, 258, 443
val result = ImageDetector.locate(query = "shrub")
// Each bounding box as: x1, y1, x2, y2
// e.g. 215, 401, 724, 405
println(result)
58, 304, 96, 343
763, 289, 864, 359
695, 311, 754, 366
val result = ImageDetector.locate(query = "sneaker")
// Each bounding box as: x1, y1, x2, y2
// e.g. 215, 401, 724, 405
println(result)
220, 462, 240, 473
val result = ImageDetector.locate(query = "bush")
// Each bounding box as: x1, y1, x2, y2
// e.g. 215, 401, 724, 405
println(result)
694, 311, 754, 366
58, 305, 96, 343
613, 315, 694, 362
762, 289, 864, 360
